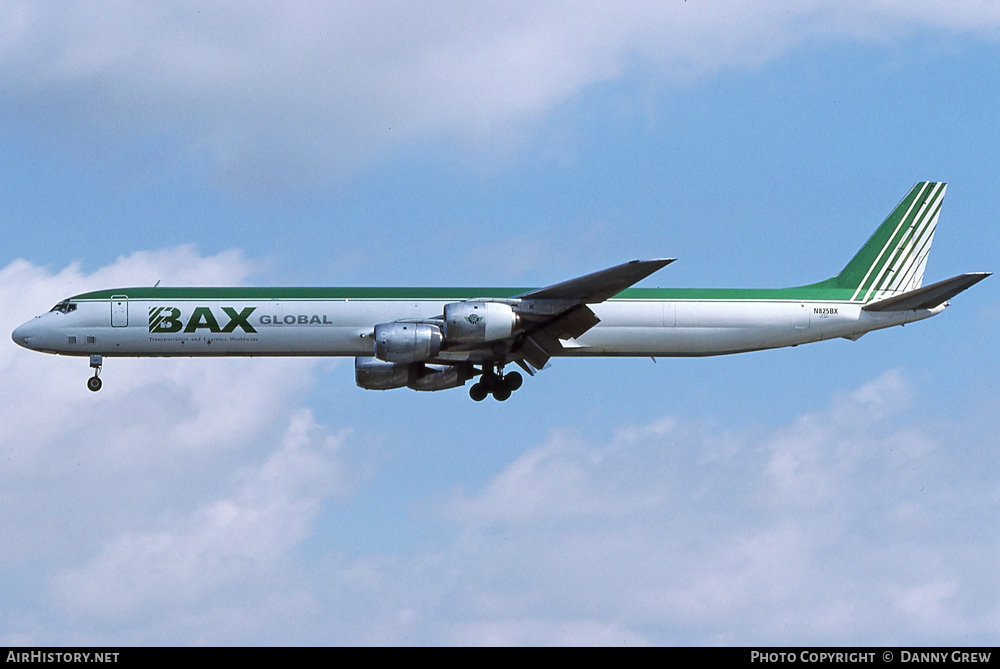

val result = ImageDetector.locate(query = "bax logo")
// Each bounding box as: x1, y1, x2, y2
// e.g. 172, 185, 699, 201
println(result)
149, 306, 257, 334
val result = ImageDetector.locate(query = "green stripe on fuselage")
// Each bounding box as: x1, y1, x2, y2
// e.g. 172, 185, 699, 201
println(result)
70, 284, 857, 303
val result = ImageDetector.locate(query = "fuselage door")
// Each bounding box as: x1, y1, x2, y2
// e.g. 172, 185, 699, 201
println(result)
795, 303, 811, 330
111, 295, 128, 327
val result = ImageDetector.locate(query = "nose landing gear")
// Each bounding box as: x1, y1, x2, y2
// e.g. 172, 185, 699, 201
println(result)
87, 355, 103, 392
469, 365, 523, 402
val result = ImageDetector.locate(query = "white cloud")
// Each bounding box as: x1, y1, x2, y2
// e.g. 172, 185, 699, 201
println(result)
49, 409, 352, 621
2, 1, 997, 190
420, 370, 999, 644
0, 247, 268, 486
0, 250, 364, 643
445, 619, 651, 646
892, 580, 961, 636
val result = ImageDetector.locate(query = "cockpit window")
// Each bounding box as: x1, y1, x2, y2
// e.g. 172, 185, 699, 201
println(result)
49, 300, 77, 314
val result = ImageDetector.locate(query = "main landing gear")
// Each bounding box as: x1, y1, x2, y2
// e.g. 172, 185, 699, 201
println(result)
469, 366, 523, 402
87, 355, 103, 392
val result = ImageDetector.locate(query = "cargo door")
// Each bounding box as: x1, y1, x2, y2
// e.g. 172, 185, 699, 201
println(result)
111, 296, 128, 327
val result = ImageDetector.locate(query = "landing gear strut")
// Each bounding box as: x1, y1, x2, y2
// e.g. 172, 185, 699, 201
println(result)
469, 365, 523, 402
87, 355, 103, 392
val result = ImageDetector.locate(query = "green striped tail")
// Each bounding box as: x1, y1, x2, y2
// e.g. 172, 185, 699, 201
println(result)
820, 182, 946, 302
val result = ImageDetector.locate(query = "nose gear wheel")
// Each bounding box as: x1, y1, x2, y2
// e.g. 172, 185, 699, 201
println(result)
87, 355, 103, 392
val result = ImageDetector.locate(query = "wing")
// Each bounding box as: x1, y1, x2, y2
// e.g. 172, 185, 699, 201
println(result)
516, 258, 675, 302
510, 258, 674, 371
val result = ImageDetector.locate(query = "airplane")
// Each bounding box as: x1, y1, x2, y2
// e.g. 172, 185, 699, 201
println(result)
11, 182, 989, 401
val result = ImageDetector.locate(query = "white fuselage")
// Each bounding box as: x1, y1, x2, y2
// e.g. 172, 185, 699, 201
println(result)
12, 296, 940, 361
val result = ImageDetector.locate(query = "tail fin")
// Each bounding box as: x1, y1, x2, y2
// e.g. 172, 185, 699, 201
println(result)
828, 182, 947, 302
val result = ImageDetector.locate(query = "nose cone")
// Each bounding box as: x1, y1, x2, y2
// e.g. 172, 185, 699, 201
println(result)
12, 319, 37, 349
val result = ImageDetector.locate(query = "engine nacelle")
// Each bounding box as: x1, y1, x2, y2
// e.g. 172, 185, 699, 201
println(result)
355, 357, 472, 392
444, 301, 518, 344
374, 322, 443, 362
408, 363, 474, 392
355, 357, 410, 390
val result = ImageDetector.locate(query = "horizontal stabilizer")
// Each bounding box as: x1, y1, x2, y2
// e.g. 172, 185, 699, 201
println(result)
862, 272, 990, 312
517, 258, 674, 303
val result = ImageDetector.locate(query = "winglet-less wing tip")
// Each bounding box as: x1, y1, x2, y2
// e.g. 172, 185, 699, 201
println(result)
517, 258, 675, 303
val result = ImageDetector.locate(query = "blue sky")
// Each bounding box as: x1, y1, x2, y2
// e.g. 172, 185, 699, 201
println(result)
2, 2, 998, 645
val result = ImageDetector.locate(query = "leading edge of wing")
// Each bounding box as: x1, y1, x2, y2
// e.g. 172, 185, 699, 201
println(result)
515, 258, 675, 303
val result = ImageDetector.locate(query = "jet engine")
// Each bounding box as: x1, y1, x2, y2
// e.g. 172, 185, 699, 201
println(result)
374, 322, 442, 362
444, 301, 518, 343
407, 363, 474, 391
355, 357, 472, 391
355, 356, 410, 389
